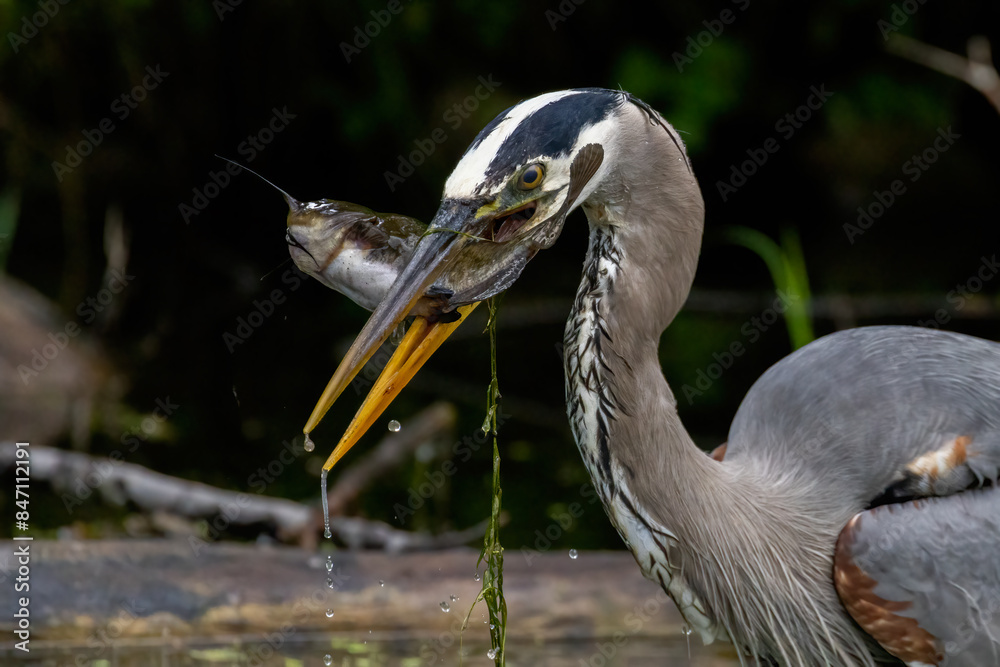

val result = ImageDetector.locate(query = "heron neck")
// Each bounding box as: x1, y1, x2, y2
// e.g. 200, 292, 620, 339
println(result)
563, 212, 872, 663
563, 214, 730, 632
565, 190, 716, 529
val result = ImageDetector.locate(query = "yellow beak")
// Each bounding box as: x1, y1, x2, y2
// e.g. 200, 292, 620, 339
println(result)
313, 302, 479, 471
302, 197, 489, 471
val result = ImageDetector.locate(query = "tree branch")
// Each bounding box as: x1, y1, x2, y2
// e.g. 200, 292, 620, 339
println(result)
888, 35, 1000, 114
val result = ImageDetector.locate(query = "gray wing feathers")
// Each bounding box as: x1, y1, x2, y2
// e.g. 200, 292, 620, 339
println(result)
726, 326, 1000, 506
841, 487, 1000, 666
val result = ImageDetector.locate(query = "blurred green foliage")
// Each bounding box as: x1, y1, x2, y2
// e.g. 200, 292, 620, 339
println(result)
725, 226, 814, 349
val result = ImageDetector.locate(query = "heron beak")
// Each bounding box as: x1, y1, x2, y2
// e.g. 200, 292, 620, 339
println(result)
304, 199, 489, 471
319, 301, 480, 470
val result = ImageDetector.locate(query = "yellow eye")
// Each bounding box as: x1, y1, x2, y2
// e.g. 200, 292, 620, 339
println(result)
518, 163, 544, 190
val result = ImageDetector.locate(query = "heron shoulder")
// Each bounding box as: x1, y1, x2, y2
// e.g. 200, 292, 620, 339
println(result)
724, 326, 1000, 504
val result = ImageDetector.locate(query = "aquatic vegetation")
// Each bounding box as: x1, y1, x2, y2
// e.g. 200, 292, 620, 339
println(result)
724, 226, 814, 349
462, 297, 507, 666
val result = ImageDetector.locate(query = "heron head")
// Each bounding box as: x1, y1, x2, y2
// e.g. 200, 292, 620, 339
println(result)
305, 89, 655, 468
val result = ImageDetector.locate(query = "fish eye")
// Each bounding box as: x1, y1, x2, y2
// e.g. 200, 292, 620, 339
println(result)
518, 163, 544, 190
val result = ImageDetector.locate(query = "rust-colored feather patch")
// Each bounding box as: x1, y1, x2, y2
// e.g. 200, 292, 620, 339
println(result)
834, 514, 943, 665
906, 435, 971, 480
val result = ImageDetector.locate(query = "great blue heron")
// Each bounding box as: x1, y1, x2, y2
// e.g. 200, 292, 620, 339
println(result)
291, 89, 1000, 666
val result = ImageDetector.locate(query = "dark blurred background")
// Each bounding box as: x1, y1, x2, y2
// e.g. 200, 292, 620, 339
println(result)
0, 0, 998, 551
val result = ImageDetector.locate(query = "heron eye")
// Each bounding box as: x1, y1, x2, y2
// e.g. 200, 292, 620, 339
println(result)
518, 164, 544, 190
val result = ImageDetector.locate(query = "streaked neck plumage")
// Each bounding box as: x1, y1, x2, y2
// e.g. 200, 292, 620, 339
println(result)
562, 103, 880, 665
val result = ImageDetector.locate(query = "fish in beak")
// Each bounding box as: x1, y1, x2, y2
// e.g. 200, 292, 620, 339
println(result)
230, 148, 603, 473
304, 197, 497, 470
307, 142, 607, 472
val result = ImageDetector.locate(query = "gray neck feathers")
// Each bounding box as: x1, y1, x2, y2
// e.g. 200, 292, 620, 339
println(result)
563, 105, 881, 665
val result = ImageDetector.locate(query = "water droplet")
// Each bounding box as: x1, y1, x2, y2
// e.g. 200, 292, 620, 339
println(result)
379, 579, 384, 587
568, 548, 578, 559
303, 434, 315, 453
388, 419, 401, 432
440, 601, 451, 612
474, 572, 481, 582
390, 321, 406, 346
325, 557, 334, 572
323, 655, 332, 666
487, 648, 498, 659
449, 595, 458, 601
683, 621, 693, 661
326, 609, 334, 618
326, 578, 335, 589
320, 469, 331, 539
489, 623, 495, 630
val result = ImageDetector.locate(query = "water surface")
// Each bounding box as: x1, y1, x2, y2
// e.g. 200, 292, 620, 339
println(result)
6, 634, 743, 666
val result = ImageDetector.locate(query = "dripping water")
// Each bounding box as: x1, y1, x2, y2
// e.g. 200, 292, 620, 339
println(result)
390, 321, 406, 346
321, 468, 331, 539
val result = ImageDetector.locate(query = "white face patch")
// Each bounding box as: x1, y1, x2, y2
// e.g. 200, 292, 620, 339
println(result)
443, 90, 589, 199
443, 96, 624, 235
566, 115, 618, 205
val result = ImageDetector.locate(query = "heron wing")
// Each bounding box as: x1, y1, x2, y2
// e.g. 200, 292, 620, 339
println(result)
725, 326, 1000, 508
834, 486, 1000, 666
